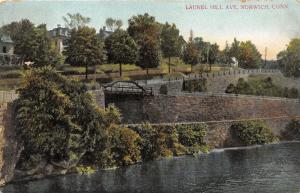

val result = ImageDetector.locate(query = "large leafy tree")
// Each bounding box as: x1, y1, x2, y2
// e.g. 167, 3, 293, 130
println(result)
128, 13, 161, 74
63, 13, 91, 29
105, 29, 138, 76
15, 67, 121, 169
277, 38, 300, 77
160, 22, 180, 73
0, 20, 61, 66
64, 26, 106, 80
31, 24, 62, 67
238, 41, 262, 69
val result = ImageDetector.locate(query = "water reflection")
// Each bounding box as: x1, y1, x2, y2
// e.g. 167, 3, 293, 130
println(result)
1, 142, 300, 193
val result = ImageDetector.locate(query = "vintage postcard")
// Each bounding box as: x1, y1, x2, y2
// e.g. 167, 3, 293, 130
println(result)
0, 0, 300, 193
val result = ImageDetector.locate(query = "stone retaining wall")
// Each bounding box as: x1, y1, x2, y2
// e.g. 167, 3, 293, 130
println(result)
105, 93, 300, 124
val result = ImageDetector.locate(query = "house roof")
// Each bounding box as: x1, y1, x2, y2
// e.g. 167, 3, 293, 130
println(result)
0, 34, 14, 44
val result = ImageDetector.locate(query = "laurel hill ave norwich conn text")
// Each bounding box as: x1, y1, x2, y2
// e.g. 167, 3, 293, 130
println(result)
185, 4, 289, 10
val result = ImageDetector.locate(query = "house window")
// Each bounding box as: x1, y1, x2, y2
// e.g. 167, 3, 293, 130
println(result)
2, 46, 7, 53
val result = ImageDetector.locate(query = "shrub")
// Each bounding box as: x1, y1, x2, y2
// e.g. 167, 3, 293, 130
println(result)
176, 124, 207, 154
176, 124, 207, 147
110, 126, 141, 166
130, 123, 160, 161
14, 67, 117, 169
281, 120, 300, 141
156, 125, 186, 157
226, 77, 299, 98
159, 85, 168, 95
182, 78, 207, 92
231, 121, 277, 146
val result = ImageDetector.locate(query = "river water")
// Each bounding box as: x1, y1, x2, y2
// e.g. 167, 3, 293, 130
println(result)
1, 142, 300, 193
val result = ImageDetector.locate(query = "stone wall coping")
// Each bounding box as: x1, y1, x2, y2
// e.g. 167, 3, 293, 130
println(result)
165, 92, 300, 103
124, 115, 300, 127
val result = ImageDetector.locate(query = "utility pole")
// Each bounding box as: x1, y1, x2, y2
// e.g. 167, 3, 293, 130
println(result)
264, 47, 267, 68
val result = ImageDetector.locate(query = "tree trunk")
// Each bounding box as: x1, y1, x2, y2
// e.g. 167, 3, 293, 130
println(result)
119, 63, 122, 77
168, 56, 171, 74
85, 64, 88, 80
146, 67, 149, 75
209, 63, 212, 72
191, 64, 193, 73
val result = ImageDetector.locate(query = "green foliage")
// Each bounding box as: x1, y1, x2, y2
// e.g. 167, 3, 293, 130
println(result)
64, 26, 106, 79
176, 124, 207, 147
110, 126, 142, 166
225, 77, 299, 98
105, 29, 138, 76
0, 20, 61, 66
176, 124, 207, 154
76, 165, 95, 174
238, 41, 262, 68
130, 123, 208, 159
14, 67, 110, 167
182, 78, 207, 92
277, 38, 300, 77
128, 13, 161, 71
231, 121, 277, 146
130, 123, 160, 161
160, 22, 181, 72
280, 120, 300, 141
183, 32, 199, 66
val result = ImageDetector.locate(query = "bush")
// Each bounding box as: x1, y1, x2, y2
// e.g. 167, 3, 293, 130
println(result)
176, 124, 207, 147
281, 120, 300, 141
231, 121, 277, 146
182, 78, 207, 92
226, 77, 299, 98
130, 123, 160, 161
14, 67, 118, 169
110, 126, 142, 166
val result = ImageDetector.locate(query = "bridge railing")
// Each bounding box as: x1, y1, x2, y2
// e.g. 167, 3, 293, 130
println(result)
103, 85, 153, 95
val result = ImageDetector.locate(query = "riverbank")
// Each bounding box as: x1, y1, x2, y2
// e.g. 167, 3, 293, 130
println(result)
1, 142, 300, 193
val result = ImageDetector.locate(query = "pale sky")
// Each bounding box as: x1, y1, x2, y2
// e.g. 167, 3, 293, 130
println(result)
1, 0, 300, 59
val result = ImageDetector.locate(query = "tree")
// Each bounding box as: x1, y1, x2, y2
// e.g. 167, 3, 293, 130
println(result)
105, 29, 138, 76
218, 42, 232, 67
277, 38, 300, 77
64, 26, 106, 80
160, 22, 180, 73
105, 18, 123, 31
194, 37, 208, 64
207, 43, 220, 71
229, 38, 240, 60
128, 13, 161, 74
0, 20, 61, 66
238, 41, 262, 68
31, 24, 62, 67
63, 13, 91, 29
183, 30, 199, 71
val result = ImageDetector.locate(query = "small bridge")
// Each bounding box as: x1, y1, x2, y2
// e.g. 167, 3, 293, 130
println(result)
103, 81, 153, 96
